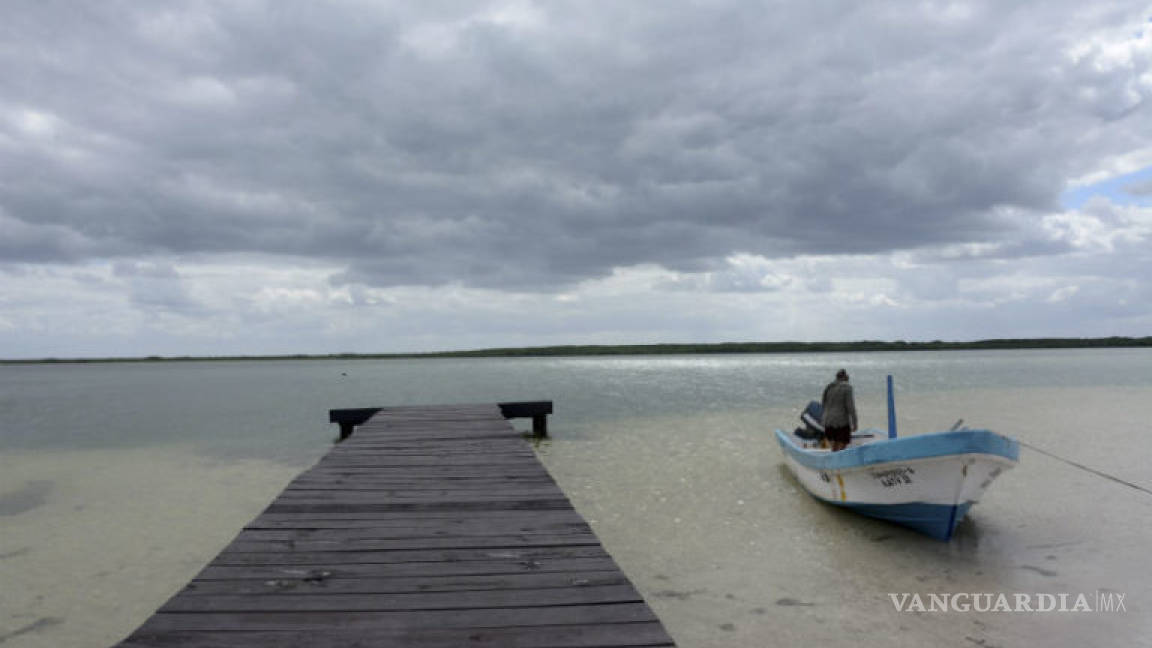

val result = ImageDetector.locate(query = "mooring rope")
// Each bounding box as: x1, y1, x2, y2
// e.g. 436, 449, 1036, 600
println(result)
1019, 440, 1152, 497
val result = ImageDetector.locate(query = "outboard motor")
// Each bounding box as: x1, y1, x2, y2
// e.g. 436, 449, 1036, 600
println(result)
794, 400, 825, 440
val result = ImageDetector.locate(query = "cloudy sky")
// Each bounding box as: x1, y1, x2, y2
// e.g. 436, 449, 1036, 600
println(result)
2, 1, 1151, 358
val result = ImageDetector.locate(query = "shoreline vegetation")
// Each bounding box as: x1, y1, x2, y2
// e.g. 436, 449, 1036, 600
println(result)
3, 336, 1151, 364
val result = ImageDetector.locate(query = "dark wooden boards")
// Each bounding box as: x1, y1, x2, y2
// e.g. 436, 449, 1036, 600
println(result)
115, 403, 676, 647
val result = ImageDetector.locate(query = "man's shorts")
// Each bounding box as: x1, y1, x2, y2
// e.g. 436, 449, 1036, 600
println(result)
825, 424, 851, 446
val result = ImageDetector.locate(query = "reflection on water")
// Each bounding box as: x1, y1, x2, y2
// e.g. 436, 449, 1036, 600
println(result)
1, 350, 1151, 647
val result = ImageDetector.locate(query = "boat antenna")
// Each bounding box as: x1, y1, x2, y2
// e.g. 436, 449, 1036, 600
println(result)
886, 374, 897, 439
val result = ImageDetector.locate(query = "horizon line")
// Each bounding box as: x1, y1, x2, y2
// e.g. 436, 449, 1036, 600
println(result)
3, 336, 1151, 364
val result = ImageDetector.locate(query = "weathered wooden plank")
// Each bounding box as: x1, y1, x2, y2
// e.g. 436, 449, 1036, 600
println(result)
161, 584, 643, 612
310, 456, 548, 466
366, 401, 497, 408
301, 463, 553, 473
133, 603, 660, 633
115, 403, 675, 647
292, 470, 554, 478
239, 520, 592, 538
317, 455, 542, 464
324, 446, 534, 456
121, 622, 674, 648
335, 435, 528, 443
354, 424, 518, 430
331, 439, 534, 447
351, 423, 519, 431
241, 520, 588, 533
353, 421, 519, 429
296, 471, 554, 481
272, 489, 567, 501
213, 545, 608, 566
317, 456, 542, 464
348, 432, 521, 442
180, 570, 628, 595
324, 448, 536, 457
334, 437, 528, 445
223, 533, 603, 554
194, 556, 624, 581
350, 430, 523, 437
356, 416, 512, 422
279, 486, 560, 494
270, 491, 568, 499
290, 472, 555, 481
248, 509, 587, 523
267, 497, 571, 507
279, 488, 566, 497
233, 529, 593, 543
263, 500, 573, 514
280, 480, 563, 491
269, 497, 568, 506
284, 478, 558, 488
238, 521, 591, 539
318, 457, 540, 465
291, 480, 555, 488
300, 466, 552, 474
246, 514, 581, 531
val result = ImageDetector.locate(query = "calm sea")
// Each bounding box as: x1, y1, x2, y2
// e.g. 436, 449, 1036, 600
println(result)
2, 350, 1150, 647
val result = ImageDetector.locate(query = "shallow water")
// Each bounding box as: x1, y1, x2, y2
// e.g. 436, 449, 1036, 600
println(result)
538, 388, 1152, 647
1, 350, 1150, 647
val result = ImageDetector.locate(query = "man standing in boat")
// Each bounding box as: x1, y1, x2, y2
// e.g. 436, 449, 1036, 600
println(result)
821, 369, 857, 451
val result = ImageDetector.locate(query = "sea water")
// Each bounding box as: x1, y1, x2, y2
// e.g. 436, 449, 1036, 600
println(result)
1, 350, 1150, 647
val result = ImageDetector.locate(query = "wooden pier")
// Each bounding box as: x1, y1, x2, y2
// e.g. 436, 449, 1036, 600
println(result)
115, 402, 676, 647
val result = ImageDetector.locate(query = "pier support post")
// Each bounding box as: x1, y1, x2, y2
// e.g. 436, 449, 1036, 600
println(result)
533, 413, 548, 438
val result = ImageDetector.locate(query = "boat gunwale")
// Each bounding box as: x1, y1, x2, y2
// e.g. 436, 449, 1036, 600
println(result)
774, 428, 1020, 472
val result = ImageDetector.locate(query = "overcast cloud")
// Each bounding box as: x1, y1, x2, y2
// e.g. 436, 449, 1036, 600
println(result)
2, 1, 1151, 357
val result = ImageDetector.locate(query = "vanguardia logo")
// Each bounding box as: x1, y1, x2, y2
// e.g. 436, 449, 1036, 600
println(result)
888, 591, 1127, 613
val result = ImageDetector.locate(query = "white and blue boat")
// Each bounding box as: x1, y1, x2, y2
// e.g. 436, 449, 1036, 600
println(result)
776, 376, 1019, 541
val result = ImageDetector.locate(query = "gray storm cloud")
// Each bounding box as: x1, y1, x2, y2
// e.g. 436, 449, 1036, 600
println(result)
1, 1, 1149, 289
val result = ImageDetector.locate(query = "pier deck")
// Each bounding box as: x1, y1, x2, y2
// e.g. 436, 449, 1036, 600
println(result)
116, 403, 676, 647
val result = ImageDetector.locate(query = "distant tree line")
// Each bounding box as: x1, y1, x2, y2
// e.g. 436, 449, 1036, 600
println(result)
4, 336, 1151, 364
424, 337, 1152, 357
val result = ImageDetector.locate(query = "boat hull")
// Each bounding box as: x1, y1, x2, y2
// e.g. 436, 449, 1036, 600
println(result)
776, 429, 1018, 540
